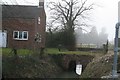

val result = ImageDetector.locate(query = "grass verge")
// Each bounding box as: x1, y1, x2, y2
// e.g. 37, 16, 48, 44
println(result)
2, 54, 62, 78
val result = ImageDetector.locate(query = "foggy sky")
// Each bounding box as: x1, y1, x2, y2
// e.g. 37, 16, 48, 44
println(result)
1, 0, 120, 41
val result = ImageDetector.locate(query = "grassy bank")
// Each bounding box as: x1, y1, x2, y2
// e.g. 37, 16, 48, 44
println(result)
2, 48, 63, 78
2, 48, 105, 78
3, 54, 62, 78
80, 51, 114, 78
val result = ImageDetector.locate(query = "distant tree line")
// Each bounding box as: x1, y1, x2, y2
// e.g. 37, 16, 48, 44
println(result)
75, 27, 108, 48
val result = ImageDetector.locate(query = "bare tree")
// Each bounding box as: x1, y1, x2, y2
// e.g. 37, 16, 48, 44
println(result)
47, 0, 95, 50
47, 0, 95, 32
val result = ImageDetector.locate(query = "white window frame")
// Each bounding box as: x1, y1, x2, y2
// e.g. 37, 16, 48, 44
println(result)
13, 31, 28, 40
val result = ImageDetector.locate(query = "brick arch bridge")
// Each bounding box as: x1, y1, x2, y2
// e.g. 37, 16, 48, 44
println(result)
50, 54, 94, 71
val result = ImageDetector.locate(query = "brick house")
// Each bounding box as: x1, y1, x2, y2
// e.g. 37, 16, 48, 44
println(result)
2, 0, 46, 49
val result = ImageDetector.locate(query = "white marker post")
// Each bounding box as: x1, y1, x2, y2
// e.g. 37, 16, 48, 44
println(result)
76, 64, 82, 75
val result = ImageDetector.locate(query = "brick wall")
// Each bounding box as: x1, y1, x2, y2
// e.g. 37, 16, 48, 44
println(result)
38, 9, 46, 48
2, 5, 46, 49
2, 18, 36, 49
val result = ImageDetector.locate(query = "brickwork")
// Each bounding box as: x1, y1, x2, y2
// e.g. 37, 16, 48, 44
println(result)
2, 4, 46, 49
3, 18, 35, 49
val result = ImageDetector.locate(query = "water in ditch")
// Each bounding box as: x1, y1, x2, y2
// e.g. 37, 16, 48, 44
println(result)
56, 71, 80, 78
56, 64, 82, 78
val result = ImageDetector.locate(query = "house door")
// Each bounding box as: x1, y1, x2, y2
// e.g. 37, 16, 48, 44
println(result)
0, 31, 7, 47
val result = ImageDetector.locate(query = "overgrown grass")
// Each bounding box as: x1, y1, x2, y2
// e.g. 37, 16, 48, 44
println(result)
80, 52, 114, 78
2, 48, 62, 78
2, 52, 62, 78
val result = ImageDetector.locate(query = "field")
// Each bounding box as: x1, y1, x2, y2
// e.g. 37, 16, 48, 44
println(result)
46, 48, 104, 56
2, 48, 33, 56
2, 48, 104, 56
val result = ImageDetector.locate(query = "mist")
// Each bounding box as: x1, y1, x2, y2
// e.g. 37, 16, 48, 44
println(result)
75, 27, 108, 48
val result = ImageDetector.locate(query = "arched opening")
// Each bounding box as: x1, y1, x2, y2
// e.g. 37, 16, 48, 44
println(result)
68, 60, 76, 71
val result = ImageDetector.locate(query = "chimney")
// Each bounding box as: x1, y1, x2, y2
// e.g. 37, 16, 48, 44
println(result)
38, 0, 44, 8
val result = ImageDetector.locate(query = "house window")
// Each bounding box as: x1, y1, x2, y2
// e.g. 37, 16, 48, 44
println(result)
13, 31, 28, 40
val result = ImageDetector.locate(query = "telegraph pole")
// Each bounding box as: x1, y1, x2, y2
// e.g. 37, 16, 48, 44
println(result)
112, 1, 120, 78
112, 22, 120, 78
